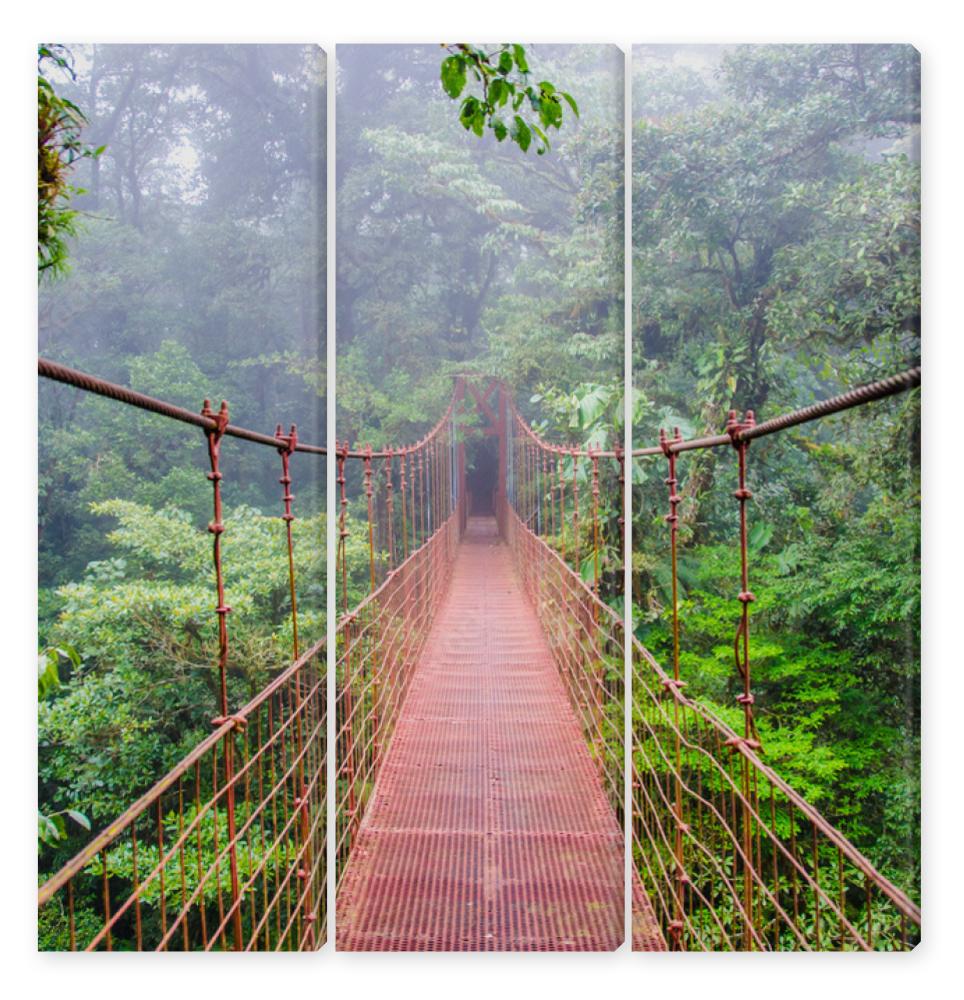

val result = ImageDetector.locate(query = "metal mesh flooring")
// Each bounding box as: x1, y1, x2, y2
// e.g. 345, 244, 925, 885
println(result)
336, 517, 626, 951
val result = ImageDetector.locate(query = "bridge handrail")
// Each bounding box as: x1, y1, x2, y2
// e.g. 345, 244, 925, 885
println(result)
509, 398, 625, 459
632, 366, 920, 456
631, 633, 922, 927
39, 357, 327, 454
336, 384, 462, 460
503, 366, 919, 459
37, 632, 327, 906
39, 356, 328, 949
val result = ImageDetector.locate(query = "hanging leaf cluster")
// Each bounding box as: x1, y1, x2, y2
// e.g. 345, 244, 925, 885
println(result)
440, 43, 579, 154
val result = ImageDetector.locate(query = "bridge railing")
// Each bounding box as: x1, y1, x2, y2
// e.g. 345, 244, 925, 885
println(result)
37, 360, 326, 950
500, 401, 627, 826
334, 392, 464, 887
36, 362, 923, 952
502, 503, 625, 823
630, 367, 921, 950
39, 639, 327, 951
632, 635, 919, 951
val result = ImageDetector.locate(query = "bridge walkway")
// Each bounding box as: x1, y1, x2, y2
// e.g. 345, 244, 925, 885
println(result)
336, 516, 626, 951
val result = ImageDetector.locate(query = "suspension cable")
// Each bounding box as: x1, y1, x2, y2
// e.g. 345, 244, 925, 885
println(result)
632, 366, 920, 456
39, 357, 326, 454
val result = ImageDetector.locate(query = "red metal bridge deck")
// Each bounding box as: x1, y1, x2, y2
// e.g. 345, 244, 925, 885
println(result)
336, 517, 625, 951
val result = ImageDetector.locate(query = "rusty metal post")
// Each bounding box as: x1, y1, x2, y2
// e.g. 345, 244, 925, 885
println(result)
726, 408, 760, 950
458, 420, 466, 533
571, 449, 581, 574
660, 426, 687, 948
201, 398, 243, 951
385, 449, 395, 572
364, 447, 376, 593
274, 422, 314, 948
590, 449, 601, 609
497, 386, 508, 533
557, 453, 566, 564
416, 443, 425, 619
615, 443, 625, 554
338, 443, 349, 613
400, 450, 409, 562
275, 424, 300, 658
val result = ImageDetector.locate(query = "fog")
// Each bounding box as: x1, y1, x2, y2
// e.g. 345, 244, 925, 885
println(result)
335, 44, 625, 449
39, 44, 326, 586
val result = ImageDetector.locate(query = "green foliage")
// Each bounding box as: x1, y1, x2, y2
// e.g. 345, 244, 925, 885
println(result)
37, 45, 103, 278
86, 802, 293, 911
38, 807, 90, 850
38, 643, 80, 699
338, 44, 622, 448
526, 382, 624, 604
633, 44, 919, 425
440, 44, 578, 154
39, 499, 324, 835
631, 44, 920, 900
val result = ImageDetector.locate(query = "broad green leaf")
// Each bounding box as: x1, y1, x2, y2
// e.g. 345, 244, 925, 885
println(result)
489, 77, 509, 108
66, 809, 91, 831
748, 521, 774, 554
511, 116, 531, 153
560, 91, 579, 117
459, 96, 479, 131
440, 55, 467, 99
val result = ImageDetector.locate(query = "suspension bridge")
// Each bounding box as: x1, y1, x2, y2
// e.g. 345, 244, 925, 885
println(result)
36, 358, 921, 951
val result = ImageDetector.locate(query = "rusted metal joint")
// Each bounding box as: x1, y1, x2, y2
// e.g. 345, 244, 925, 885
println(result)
589, 449, 601, 494
726, 408, 756, 446
274, 422, 298, 456
211, 713, 247, 731
201, 398, 230, 437
724, 734, 761, 752
661, 425, 684, 456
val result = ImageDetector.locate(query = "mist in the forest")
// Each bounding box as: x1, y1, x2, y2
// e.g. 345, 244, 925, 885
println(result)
628, 43, 921, 904
335, 43, 625, 448
37, 47, 329, 878
39, 44, 327, 586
